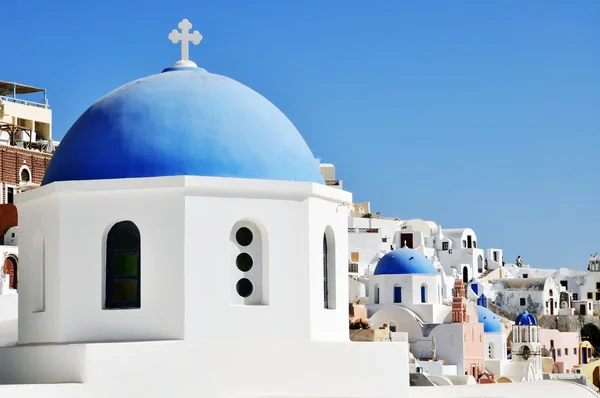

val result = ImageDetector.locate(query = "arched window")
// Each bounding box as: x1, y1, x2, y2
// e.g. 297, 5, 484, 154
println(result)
323, 227, 336, 309
231, 220, 268, 305
323, 234, 329, 308
105, 221, 141, 309
20, 167, 31, 183
394, 284, 402, 303
374, 284, 380, 304
421, 284, 427, 303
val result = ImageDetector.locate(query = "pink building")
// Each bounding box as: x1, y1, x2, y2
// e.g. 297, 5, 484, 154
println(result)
430, 280, 485, 379
539, 328, 580, 373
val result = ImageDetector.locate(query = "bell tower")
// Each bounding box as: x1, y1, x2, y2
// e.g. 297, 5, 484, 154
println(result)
511, 311, 542, 380
451, 279, 469, 323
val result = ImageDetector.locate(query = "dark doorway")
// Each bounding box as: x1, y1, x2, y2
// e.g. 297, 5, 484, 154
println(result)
3, 256, 17, 289
463, 266, 469, 283
581, 324, 600, 349
400, 233, 413, 249
478, 256, 483, 273
581, 304, 587, 315
467, 235, 472, 249
549, 298, 554, 315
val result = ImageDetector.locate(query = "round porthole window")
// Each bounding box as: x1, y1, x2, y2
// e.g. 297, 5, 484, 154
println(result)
236, 253, 253, 272
236, 278, 253, 298
236, 227, 253, 247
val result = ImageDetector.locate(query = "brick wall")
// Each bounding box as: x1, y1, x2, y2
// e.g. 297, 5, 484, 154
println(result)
0, 204, 18, 243
0, 146, 52, 203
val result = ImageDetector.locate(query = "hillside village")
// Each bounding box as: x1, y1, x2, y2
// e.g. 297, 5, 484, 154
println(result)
320, 158, 600, 389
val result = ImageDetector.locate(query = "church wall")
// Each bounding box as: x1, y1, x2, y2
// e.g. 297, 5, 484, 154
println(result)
308, 195, 350, 341
369, 273, 448, 323
428, 323, 465, 369
18, 184, 186, 344
484, 332, 507, 361
17, 193, 62, 344
463, 323, 485, 376
62, 188, 185, 343
183, 193, 311, 341
181, 179, 351, 343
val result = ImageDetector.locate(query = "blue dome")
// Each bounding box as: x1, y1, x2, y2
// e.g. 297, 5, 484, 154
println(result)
42, 67, 324, 185
374, 249, 436, 275
476, 305, 502, 333
515, 310, 537, 326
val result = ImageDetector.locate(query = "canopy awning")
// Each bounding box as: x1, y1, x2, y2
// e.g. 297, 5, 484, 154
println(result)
0, 81, 45, 96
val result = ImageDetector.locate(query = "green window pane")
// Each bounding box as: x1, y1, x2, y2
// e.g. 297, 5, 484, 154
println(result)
113, 279, 139, 303
113, 253, 139, 277
113, 230, 140, 251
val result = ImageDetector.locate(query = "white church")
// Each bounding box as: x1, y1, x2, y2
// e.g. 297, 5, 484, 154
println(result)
0, 18, 596, 398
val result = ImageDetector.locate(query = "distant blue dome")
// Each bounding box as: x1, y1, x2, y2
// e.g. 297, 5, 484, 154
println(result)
374, 249, 436, 275
476, 305, 502, 333
42, 66, 324, 185
515, 311, 537, 326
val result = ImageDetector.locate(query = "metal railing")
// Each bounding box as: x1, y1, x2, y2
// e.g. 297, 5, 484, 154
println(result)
348, 263, 359, 273
348, 228, 379, 233
0, 95, 49, 109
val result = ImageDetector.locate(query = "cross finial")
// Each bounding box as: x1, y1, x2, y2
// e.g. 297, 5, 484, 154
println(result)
168, 18, 203, 67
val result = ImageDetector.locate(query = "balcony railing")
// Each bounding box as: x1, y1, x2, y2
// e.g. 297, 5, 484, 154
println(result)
0, 95, 49, 109
348, 227, 379, 233
348, 263, 359, 273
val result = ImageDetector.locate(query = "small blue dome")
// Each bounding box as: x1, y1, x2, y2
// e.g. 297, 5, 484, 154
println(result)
476, 305, 502, 333
42, 67, 324, 185
374, 248, 436, 275
515, 310, 537, 326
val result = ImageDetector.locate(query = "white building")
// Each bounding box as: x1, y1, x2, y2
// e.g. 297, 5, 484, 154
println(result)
317, 156, 343, 189
490, 277, 561, 316
368, 248, 448, 324
348, 217, 494, 305
0, 19, 410, 398
477, 305, 508, 374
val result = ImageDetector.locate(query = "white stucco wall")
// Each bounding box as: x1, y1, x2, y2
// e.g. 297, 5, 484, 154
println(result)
369, 305, 424, 342
369, 273, 448, 323
484, 332, 506, 361
0, 294, 17, 323
16, 176, 353, 345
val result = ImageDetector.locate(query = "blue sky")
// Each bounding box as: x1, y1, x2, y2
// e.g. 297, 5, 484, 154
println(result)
4, 1, 600, 269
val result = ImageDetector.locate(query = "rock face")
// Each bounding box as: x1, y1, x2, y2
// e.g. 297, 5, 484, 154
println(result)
487, 302, 600, 333
536, 314, 600, 333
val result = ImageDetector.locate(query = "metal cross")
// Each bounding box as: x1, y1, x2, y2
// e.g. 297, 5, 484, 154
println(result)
168, 19, 203, 62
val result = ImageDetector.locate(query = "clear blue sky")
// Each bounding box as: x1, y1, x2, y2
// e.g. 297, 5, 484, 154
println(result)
4, 1, 600, 269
